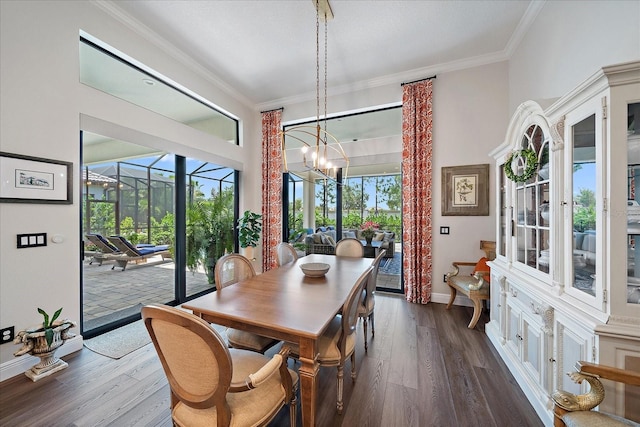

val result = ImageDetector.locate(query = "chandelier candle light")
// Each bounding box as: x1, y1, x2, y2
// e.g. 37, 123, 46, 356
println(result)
281, 0, 349, 181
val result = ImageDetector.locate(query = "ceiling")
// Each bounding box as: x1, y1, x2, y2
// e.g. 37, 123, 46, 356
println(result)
109, 0, 537, 110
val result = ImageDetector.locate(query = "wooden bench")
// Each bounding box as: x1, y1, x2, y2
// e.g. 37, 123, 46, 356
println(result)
446, 240, 496, 329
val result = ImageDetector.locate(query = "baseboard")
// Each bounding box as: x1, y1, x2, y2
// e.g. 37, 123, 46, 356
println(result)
430, 291, 473, 307
0, 335, 83, 382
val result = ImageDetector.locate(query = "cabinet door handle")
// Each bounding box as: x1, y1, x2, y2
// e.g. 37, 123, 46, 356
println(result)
549, 358, 556, 363
516, 334, 523, 341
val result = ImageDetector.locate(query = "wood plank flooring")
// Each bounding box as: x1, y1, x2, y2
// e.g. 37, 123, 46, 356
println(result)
0, 294, 543, 427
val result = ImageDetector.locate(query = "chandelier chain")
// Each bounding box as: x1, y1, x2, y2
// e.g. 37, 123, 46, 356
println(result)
324, 12, 328, 147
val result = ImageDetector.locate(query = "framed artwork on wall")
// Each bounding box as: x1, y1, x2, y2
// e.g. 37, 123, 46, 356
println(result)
0, 152, 73, 204
441, 163, 489, 216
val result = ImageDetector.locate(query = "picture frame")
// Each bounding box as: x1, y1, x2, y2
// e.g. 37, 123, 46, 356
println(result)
441, 163, 489, 216
0, 152, 73, 204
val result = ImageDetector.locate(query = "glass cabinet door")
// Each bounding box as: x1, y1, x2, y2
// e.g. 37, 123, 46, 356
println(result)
627, 101, 640, 305
570, 113, 597, 297
499, 164, 506, 257
564, 97, 604, 309
511, 124, 551, 274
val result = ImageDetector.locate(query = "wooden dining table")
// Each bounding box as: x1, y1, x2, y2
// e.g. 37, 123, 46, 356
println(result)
182, 253, 373, 427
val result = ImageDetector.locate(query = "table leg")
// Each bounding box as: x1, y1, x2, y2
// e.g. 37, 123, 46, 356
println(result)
298, 337, 319, 427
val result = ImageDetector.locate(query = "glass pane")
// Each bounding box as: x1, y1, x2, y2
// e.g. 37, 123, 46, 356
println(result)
572, 114, 597, 295
80, 37, 238, 144
517, 189, 525, 225
517, 226, 526, 263
538, 182, 550, 227
538, 228, 550, 274
315, 179, 337, 228
525, 186, 535, 226
627, 102, 640, 304
186, 160, 235, 293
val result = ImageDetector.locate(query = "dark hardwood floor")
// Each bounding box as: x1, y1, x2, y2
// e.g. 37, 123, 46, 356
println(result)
0, 294, 543, 427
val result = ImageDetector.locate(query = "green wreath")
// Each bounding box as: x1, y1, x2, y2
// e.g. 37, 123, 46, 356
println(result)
505, 149, 538, 183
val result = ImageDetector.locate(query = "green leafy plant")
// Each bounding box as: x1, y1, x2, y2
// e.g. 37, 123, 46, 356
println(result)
38, 307, 62, 346
237, 210, 262, 248
186, 190, 235, 284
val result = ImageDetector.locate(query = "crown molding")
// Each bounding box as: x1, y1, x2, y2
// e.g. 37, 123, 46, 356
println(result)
504, 0, 546, 57
93, 1, 255, 111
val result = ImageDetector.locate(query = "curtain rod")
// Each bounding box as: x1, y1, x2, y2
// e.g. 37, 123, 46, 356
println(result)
401, 75, 437, 86
260, 107, 284, 114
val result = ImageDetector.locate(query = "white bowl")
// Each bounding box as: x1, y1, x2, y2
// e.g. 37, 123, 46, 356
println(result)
300, 262, 330, 277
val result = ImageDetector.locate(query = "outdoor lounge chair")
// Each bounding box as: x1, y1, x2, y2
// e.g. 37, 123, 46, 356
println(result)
106, 235, 171, 271
85, 233, 121, 266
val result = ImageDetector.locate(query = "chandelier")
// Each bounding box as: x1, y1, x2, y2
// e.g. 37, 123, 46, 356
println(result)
281, 0, 349, 181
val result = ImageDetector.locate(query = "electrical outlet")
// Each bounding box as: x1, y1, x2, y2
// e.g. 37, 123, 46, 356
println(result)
443, 274, 448, 283
0, 326, 15, 344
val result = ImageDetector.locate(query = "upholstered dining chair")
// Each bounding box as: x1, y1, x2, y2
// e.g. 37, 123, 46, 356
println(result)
335, 238, 364, 257
214, 254, 280, 354
289, 265, 374, 414
358, 250, 385, 352
276, 242, 298, 267
142, 304, 298, 427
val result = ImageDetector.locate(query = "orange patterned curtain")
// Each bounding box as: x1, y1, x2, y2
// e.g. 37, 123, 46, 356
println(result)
261, 109, 283, 271
402, 79, 433, 304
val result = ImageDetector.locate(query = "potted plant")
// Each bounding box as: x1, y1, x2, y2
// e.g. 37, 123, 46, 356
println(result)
360, 220, 379, 246
237, 210, 262, 261
186, 192, 235, 284
13, 307, 76, 382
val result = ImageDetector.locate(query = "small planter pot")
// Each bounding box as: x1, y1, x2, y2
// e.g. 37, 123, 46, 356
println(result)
14, 320, 76, 382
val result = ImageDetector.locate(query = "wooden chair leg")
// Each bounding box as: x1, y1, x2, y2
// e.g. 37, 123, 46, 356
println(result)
468, 297, 483, 329
337, 365, 344, 414
289, 387, 298, 427
446, 286, 457, 309
350, 352, 356, 381
370, 312, 375, 338
363, 318, 368, 352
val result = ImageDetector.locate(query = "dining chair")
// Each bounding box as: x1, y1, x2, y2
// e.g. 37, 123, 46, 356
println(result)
335, 238, 364, 257
358, 250, 385, 352
142, 304, 298, 427
276, 242, 298, 266
214, 254, 280, 353
290, 265, 374, 414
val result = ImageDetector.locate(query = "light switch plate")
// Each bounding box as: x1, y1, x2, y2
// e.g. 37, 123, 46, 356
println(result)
17, 233, 47, 248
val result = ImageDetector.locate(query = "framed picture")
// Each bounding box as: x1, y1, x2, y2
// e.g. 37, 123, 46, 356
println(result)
0, 152, 73, 204
441, 163, 489, 216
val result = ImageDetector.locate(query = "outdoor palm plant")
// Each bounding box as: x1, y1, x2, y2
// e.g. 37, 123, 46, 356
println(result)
186, 192, 234, 284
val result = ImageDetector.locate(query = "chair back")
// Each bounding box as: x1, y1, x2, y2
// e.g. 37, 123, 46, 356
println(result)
276, 242, 298, 266
335, 238, 364, 257
214, 253, 256, 289
142, 304, 232, 412
86, 234, 119, 253
339, 266, 373, 348
107, 235, 142, 256
365, 250, 385, 304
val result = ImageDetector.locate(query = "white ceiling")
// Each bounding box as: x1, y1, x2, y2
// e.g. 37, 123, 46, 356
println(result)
109, 0, 538, 110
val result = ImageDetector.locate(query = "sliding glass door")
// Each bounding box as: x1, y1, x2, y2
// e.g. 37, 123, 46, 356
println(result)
81, 131, 237, 338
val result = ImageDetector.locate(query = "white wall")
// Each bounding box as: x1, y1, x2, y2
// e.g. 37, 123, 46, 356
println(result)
0, 1, 260, 368
509, 0, 640, 113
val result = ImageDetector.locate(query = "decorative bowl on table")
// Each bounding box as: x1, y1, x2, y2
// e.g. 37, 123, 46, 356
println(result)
300, 262, 330, 277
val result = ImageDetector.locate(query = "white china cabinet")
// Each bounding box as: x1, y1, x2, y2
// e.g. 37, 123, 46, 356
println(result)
488, 61, 640, 425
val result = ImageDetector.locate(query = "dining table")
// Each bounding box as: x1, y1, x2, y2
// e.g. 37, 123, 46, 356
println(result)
182, 253, 373, 427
